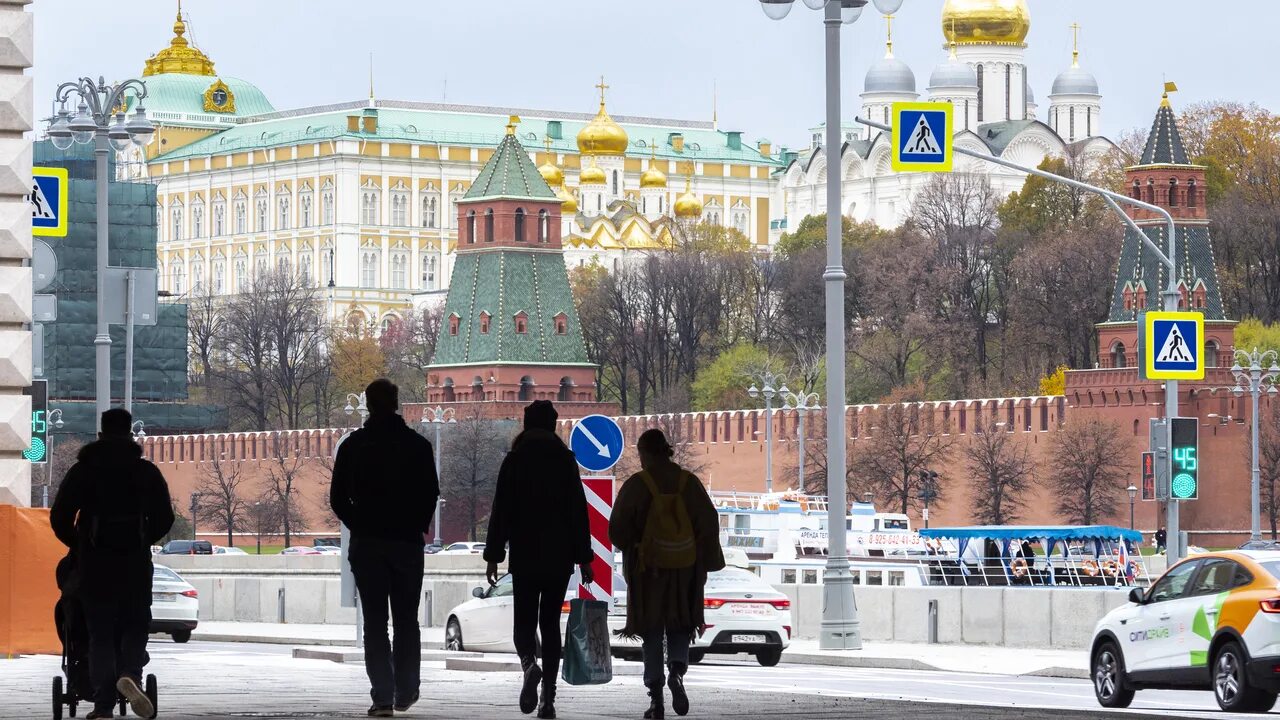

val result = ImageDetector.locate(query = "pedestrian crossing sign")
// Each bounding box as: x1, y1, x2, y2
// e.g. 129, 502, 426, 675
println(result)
31, 167, 67, 237
1144, 311, 1204, 380
891, 102, 953, 173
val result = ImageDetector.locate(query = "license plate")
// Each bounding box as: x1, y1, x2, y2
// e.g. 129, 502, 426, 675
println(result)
153, 592, 177, 602
727, 603, 772, 617
731, 634, 766, 644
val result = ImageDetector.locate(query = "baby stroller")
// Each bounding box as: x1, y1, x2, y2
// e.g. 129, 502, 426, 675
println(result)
51, 552, 158, 719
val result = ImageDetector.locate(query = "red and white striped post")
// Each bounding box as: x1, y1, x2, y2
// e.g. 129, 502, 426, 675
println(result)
580, 476, 614, 610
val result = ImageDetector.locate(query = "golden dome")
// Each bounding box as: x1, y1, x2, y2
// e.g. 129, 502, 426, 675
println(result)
558, 185, 579, 214
640, 163, 667, 189
144, 9, 216, 76
579, 160, 606, 186
673, 177, 702, 219
576, 80, 629, 156
538, 160, 564, 188
942, 0, 1030, 47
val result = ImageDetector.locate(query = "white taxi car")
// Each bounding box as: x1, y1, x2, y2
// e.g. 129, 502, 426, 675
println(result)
1091, 550, 1280, 712
150, 564, 199, 643
446, 567, 791, 666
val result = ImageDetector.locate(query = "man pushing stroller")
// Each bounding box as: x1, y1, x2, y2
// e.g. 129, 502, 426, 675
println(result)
51, 409, 174, 719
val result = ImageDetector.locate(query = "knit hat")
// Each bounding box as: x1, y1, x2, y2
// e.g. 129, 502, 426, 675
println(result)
523, 400, 558, 431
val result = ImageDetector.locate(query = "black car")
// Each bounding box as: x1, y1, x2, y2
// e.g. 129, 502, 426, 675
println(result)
160, 540, 213, 555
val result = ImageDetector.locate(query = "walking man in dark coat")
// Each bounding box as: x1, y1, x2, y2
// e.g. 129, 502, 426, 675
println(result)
485, 400, 594, 719
330, 379, 440, 717
51, 408, 173, 720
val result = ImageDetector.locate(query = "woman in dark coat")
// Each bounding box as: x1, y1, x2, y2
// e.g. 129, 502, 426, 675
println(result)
609, 429, 723, 719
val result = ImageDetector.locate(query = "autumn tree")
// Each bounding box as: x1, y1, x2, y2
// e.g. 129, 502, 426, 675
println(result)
847, 228, 935, 399
263, 433, 309, 548
1044, 419, 1131, 524
329, 321, 387, 419
689, 343, 772, 412
1259, 404, 1280, 540
195, 453, 249, 547
965, 421, 1035, 525
381, 304, 443, 403
439, 415, 511, 541
849, 384, 954, 514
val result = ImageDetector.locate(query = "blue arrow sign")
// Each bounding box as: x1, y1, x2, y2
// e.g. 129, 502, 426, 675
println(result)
570, 414, 624, 474
31, 167, 68, 237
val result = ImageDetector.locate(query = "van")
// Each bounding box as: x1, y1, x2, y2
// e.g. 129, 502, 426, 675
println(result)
160, 540, 213, 555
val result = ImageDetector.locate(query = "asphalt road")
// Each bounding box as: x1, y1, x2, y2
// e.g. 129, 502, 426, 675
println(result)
4, 639, 1268, 719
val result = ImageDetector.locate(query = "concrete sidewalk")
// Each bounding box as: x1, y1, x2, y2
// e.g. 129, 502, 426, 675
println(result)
192, 622, 1088, 679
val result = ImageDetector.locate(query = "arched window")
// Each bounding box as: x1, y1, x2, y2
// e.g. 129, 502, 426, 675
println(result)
255, 193, 268, 231
300, 188, 313, 227
192, 201, 204, 238
1069, 106, 1076, 140
360, 247, 379, 287
519, 376, 534, 402
442, 378, 455, 403
171, 205, 183, 241
278, 196, 291, 230
1132, 180, 1141, 200
390, 249, 408, 289
213, 259, 226, 294
172, 261, 185, 295
471, 376, 485, 401
514, 208, 526, 242
554, 312, 568, 335
321, 246, 333, 287
1111, 341, 1127, 369
1146, 179, 1156, 204
612, 170, 619, 196
213, 199, 225, 236
390, 187, 408, 225
322, 185, 335, 224
1168, 178, 1179, 207
538, 210, 549, 242
484, 208, 495, 242
448, 314, 460, 336
421, 255, 437, 290
976, 64, 984, 121
514, 312, 528, 334
1187, 179, 1198, 208
466, 211, 476, 243
423, 195, 438, 228
234, 256, 247, 292
192, 257, 204, 293
1206, 340, 1219, 368
479, 312, 490, 334
558, 376, 574, 402
234, 193, 247, 233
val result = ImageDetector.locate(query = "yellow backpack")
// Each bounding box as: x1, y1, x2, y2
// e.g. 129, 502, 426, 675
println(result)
638, 470, 697, 570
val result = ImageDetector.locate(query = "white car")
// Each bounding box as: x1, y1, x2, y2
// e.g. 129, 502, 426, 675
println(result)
1090, 550, 1280, 712
446, 567, 791, 666
313, 546, 342, 555
212, 545, 248, 555
280, 546, 322, 556
150, 564, 198, 643
440, 542, 486, 555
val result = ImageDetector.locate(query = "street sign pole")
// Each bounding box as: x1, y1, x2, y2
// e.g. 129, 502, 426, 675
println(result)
569, 415, 625, 608
125, 269, 135, 412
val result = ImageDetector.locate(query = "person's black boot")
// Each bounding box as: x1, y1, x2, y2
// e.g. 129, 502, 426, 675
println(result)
667, 662, 689, 716
519, 656, 543, 715
644, 683, 665, 719
536, 678, 557, 719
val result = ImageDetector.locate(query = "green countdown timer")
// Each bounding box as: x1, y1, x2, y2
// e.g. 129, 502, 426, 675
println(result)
1170, 418, 1198, 500
24, 380, 47, 464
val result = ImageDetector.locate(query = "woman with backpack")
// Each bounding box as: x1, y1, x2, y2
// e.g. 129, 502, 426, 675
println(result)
610, 429, 723, 719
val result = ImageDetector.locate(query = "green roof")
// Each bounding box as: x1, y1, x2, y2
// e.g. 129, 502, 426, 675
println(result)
1139, 103, 1190, 165
133, 73, 274, 123
463, 133, 557, 202
432, 250, 590, 367
154, 99, 782, 166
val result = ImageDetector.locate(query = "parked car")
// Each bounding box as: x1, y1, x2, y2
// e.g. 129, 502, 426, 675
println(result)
280, 546, 322, 556
150, 564, 198, 643
440, 542, 486, 555
313, 546, 342, 555
446, 567, 791, 666
212, 546, 248, 556
1091, 550, 1280, 712
313, 537, 341, 548
159, 540, 213, 555
424, 543, 444, 555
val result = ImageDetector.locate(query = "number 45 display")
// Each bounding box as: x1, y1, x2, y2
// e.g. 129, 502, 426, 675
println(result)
1170, 418, 1198, 500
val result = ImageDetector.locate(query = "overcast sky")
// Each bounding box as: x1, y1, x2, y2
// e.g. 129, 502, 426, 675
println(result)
33, 1, 1274, 150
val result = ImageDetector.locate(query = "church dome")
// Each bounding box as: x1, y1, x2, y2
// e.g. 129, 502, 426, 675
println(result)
1051, 66, 1100, 96
558, 185, 578, 213
928, 54, 977, 90
144, 11, 215, 76
580, 161, 606, 186
640, 164, 667, 189
576, 96, 629, 156
674, 178, 702, 218
865, 56, 916, 94
538, 160, 564, 188
941, 0, 1030, 47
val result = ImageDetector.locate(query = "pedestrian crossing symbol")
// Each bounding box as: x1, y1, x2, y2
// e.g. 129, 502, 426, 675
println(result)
1144, 311, 1204, 380
891, 102, 953, 173
30, 167, 68, 237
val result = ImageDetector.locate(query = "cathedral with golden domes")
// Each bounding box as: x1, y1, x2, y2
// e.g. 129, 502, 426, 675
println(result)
780, 0, 1113, 228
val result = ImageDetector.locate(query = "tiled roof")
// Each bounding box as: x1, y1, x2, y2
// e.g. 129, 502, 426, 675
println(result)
1139, 104, 1189, 165
132, 73, 274, 120
463, 133, 556, 202
432, 250, 590, 367
1106, 224, 1227, 322
154, 99, 781, 166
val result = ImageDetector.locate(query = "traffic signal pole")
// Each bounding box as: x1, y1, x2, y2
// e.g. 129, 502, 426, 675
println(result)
854, 115, 1182, 558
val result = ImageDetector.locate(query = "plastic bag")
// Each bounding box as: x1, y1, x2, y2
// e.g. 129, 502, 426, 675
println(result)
561, 598, 613, 685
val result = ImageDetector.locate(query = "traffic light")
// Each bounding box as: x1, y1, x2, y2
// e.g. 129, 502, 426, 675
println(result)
22, 380, 47, 464
1170, 417, 1198, 500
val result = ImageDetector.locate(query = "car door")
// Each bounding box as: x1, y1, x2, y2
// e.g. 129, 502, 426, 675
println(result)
467, 574, 517, 651
1179, 559, 1251, 670
1126, 559, 1200, 672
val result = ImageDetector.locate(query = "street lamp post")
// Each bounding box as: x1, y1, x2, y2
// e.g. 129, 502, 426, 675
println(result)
421, 406, 457, 546
1127, 484, 1138, 531
190, 492, 201, 541
131, 419, 146, 441
43, 409, 65, 508
1231, 348, 1280, 542
748, 371, 787, 494
782, 389, 820, 491
253, 501, 263, 555
759, 0, 901, 652
918, 470, 938, 529
344, 392, 369, 424
45, 78, 156, 431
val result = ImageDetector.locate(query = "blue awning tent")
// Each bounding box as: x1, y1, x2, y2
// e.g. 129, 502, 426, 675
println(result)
919, 525, 1142, 543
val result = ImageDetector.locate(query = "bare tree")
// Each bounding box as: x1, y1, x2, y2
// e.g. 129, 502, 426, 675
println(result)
440, 415, 510, 541
187, 286, 223, 391
263, 432, 309, 547
1259, 404, 1280, 539
195, 453, 249, 547
1044, 419, 1132, 524
34, 438, 85, 508
850, 385, 954, 514
261, 269, 327, 430
965, 421, 1035, 525
247, 490, 284, 554
214, 275, 277, 430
